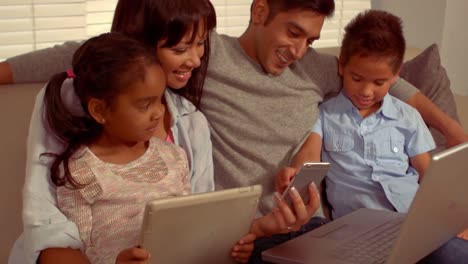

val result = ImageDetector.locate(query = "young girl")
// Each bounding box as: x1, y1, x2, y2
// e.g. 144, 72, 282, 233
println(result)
43, 32, 191, 263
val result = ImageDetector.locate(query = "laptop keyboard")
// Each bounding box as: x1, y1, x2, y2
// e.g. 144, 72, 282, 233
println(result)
332, 217, 404, 264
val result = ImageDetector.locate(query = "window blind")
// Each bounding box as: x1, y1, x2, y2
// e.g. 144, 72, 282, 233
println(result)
86, 0, 116, 37
0, 0, 86, 60
209, 0, 371, 48
0, 0, 370, 60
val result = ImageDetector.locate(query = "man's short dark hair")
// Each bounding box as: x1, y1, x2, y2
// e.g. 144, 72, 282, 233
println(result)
250, 0, 335, 23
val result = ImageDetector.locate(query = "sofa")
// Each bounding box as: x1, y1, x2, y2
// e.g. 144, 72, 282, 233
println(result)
1, 46, 467, 263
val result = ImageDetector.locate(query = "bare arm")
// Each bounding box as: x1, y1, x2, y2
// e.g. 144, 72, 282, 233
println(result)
38, 248, 90, 264
275, 133, 322, 193
407, 92, 467, 147
290, 133, 323, 169
231, 233, 256, 263
409, 152, 432, 182
458, 229, 468, 240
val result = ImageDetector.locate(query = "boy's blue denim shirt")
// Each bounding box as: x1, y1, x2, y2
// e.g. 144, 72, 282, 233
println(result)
312, 92, 435, 219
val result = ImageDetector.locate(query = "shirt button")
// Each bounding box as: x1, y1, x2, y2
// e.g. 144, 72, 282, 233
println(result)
374, 175, 381, 181
362, 126, 367, 131
393, 147, 399, 153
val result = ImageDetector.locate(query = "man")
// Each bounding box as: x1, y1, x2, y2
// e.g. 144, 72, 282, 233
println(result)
199, 1, 467, 262
202, 0, 467, 216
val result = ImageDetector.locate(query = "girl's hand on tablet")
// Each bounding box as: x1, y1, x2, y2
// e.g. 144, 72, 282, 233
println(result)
115, 246, 150, 264
231, 233, 256, 263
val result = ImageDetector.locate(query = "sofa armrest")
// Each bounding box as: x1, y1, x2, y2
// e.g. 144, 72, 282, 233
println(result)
0, 83, 44, 263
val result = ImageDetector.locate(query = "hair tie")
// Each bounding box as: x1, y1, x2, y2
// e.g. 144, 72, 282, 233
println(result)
67, 69, 76, 79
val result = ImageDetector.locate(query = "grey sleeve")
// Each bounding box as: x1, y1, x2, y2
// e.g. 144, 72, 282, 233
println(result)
388, 77, 419, 102
7, 41, 82, 83
303, 49, 342, 99
322, 58, 342, 100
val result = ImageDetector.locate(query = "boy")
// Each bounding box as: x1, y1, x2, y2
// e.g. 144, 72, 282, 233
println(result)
276, 9, 436, 219
276, 11, 468, 255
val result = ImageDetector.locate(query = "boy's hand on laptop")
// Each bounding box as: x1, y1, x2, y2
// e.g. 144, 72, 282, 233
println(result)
250, 182, 321, 238
458, 229, 468, 240
231, 233, 256, 263
275, 166, 297, 193
115, 246, 150, 264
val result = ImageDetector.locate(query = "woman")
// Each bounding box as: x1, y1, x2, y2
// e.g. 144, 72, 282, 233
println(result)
9, 0, 222, 263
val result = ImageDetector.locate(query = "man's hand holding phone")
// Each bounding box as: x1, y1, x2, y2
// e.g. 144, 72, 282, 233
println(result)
250, 181, 321, 238
248, 162, 330, 238
277, 162, 330, 207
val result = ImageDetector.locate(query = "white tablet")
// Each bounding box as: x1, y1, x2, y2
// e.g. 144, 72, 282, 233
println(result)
140, 185, 262, 264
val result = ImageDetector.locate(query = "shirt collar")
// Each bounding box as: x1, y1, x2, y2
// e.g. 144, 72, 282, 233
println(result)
334, 92, 356, 113
164, 89, 197, 125
336, 92, 399, 120
378, 93, 400, 120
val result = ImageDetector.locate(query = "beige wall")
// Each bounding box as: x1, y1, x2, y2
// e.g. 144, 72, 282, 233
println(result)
371, 0, 468, 96
371, 0, 446, 49
441, 1, 468, 96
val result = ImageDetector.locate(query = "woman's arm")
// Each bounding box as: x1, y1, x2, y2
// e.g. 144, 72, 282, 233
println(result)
188, 112, 215, 193
167, 89, 215, 194
2, 41, 81, 84
22, 87, 83, 263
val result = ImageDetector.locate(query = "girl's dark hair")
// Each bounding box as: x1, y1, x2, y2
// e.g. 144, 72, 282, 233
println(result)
111, 0, 217, 108
340, 10, 406, 73
43, 32, 159, 188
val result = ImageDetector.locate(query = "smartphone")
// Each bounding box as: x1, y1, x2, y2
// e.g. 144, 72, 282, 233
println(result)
282, 162, 330, 207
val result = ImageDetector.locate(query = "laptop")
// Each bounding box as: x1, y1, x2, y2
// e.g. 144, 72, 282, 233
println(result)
262, 142, 468, 264
140, 185, 261, 264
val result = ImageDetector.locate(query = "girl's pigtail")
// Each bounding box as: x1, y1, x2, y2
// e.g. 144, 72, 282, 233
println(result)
43, 72, 101, 188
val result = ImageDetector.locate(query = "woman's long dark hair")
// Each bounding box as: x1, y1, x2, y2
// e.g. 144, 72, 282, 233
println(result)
44, 33, 159, 188
111, 0, 217, 109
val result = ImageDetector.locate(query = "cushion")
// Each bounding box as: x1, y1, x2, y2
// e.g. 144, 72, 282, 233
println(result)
400, 44, 460, 147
